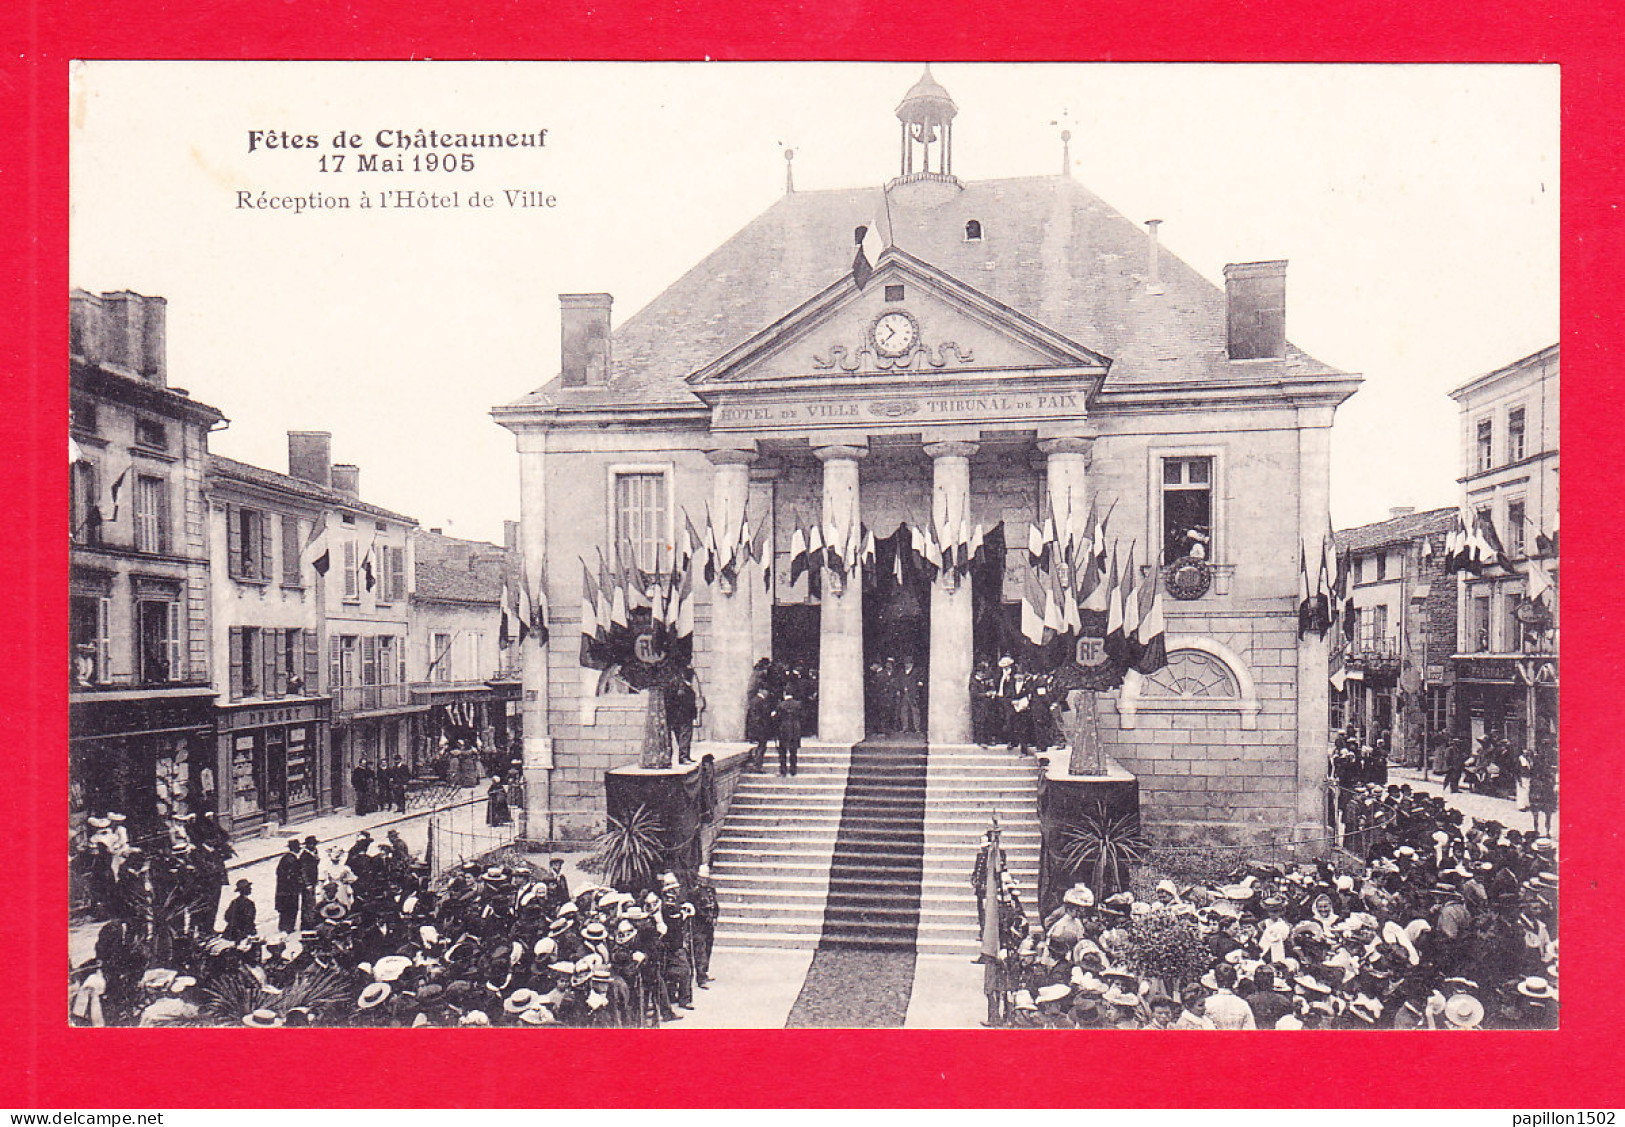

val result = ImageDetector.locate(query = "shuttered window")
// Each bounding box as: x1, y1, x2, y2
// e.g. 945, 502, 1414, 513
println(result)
281, 514, 302, 586
343, 540, 359, 600
362, 635, 378, 686
229, 627, 245, 700
135, 475, 167, 554
614, 472, 668, 573
303, 629, 319, 693
389, 546, 406, 602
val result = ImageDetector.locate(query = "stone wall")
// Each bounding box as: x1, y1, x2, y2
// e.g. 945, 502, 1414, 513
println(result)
1097, 606, 1304, 846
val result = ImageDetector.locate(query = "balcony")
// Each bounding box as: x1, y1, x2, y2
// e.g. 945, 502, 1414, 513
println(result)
333, 682, 411, 713
1348, 636, 1401, 676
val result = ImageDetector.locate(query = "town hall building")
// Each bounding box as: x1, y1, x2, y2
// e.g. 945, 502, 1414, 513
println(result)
494, 69, 1361, 851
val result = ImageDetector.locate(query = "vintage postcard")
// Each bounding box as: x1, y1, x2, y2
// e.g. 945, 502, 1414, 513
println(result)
64, 60, 1560, 1039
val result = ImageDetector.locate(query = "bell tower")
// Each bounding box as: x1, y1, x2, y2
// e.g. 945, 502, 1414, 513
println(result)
895, 65, 959, 180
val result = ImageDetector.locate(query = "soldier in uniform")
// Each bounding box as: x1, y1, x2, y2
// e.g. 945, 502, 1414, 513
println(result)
690, 863, 720, 988
659, 878, 697, 1012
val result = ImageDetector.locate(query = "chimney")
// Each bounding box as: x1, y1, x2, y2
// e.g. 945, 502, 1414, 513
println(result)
1390, 506, 1416, 520
430, 528, 443, 536
1223, 260, 1287, 360
140, 294, 168, 385
1145, 219, 1164, 293
559, 293, 613, 387
288, 431, 333, 488
504, 520, 520, 551
94, 291, 166, 383
331, 464, 361, 496
69, 290, 103, 363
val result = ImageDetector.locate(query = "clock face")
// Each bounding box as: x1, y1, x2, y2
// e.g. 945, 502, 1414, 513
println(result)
871, 311, 919, 358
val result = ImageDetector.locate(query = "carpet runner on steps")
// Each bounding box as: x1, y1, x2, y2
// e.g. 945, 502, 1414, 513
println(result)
784, 736, 929, 1026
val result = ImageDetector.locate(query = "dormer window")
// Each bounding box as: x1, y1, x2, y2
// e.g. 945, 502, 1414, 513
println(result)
965, 220, 983, 241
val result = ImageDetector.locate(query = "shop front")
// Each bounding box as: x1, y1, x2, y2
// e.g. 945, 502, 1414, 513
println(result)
1453, 654, 1559, 754
214, 697, 332, 836
69, 687, 217, 847
413, 681, 522, 783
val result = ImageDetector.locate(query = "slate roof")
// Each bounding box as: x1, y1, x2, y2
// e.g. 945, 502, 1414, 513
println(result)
412, 529, 514, 605
507, 173, 1346, 412
1335, 506, 1457, 554
208, 454, 417, 525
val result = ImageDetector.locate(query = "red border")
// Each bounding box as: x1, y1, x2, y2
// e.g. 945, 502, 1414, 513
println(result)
8, 0, 1623, 1108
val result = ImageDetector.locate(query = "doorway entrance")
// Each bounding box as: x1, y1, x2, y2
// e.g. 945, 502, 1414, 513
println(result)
863, 527, 930, 737
770, 603, 820, 738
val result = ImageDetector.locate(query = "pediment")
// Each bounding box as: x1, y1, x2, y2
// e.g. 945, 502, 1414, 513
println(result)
686, 250, 1111, 394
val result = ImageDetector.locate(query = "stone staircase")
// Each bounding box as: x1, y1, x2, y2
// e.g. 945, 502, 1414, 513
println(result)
709, 739, 1043, 957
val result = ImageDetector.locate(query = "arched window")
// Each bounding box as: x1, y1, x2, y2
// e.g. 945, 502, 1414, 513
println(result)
964, 219, 983, 241
1117, 637, 1260, 730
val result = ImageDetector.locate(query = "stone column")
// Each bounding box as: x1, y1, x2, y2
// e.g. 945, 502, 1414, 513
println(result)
925, 441, 978, 745
1037, 434, 1095, 561
515, 429, 553, 843
1296, 411, 1334, 833
706, 445, 758, 742
1039, 435, 1098, 776
815, 444, 868, 744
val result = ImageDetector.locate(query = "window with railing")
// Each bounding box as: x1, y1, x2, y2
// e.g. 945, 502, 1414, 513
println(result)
1507, 499, 1527, 558
69, 593, 110, 687
228, 505, 273, 580
1476, 418, 1494, 473
137, 597, 181, 685
1162, 456, 1214, 562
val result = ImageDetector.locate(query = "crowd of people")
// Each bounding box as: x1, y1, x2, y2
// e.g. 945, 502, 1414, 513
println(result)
70, 818, 725, 1027
973, 782, 1558, 1029
970, 655, 1067, 752
743, 658, 816, 775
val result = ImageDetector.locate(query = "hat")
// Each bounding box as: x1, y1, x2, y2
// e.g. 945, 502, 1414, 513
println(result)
1104, 986, 1140, 1008
622, 906, 648, 922
1349, 994, 1383, 1023
242, 1008, 283, 1027
1063, 886, 1095, 909
357, 982, 392, 1009
547, 917, 571, 935
547, 960, 576, 975
504, 988, 541, 1014
533, 937, 558, 959
414, 984, 445, 1007
1294, 975, 1333, 996
556, 901, 579, 916
1517, 977, 1557, 1000
140, 968, 178, 991
482, 867, 509, 885
519, 1006, 556, 1025
108, 812, 126, 822
169, 975, 197, 994
581, 921, 609, 942
1154, 879, 1180, 899
590, 965, 612, 983
1012, 989, 1037, 1012
235, 879, 254, 893
1444, 994, 1485, 1029
459, 1010, 491, 1026
1218, 884, 1254, 901
373, 955, 412, 983
87, 816, 110, 828
999, 656, 1014, 667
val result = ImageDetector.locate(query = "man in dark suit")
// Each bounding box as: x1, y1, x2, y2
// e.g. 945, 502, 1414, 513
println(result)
351, 759, 373, 814
298, 835, 319, 928
274, 840, 303, 934
775, 692, 804, 777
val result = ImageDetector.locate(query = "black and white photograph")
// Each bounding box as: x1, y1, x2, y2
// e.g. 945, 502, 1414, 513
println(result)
67, 60, 1558, 1030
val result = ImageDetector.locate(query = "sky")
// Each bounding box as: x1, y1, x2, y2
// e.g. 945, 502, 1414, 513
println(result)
69, 61, 1559, 543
